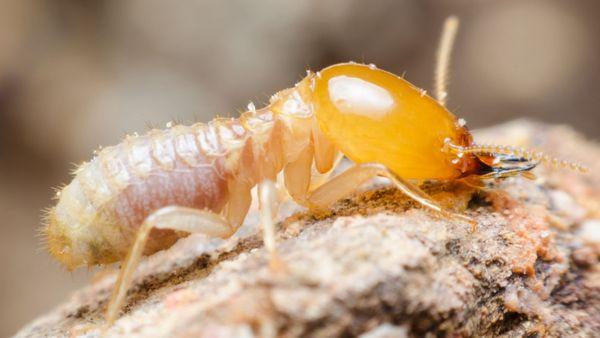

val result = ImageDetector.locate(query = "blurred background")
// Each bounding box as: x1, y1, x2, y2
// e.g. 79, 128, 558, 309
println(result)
1, 0, 598, 335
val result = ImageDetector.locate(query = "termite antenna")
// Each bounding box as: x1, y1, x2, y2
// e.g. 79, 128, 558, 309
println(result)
445, 140, 589, 173
434, 15, 459, 107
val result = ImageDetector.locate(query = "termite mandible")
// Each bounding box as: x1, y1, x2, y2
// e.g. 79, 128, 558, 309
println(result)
42, 16, 587, 329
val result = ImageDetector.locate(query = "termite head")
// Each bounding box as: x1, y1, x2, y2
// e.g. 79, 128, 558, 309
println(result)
310, 62, 481, 180
444, 140, 589, 180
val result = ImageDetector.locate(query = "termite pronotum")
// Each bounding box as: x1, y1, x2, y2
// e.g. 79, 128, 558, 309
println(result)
42, 16, 587, 330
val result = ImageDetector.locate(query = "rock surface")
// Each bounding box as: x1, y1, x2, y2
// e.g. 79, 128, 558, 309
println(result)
14, 120, 600, 337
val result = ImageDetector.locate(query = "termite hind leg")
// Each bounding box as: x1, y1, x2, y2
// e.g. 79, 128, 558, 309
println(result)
283, 145, 314, 203
103, 206, 235, 331
306, 163, 477, 230
258, 179, 287, 272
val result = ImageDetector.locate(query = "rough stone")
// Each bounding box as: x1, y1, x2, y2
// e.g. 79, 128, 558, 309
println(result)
14, 120, 600, 337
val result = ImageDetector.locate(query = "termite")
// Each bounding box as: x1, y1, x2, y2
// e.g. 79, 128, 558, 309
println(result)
42, 16, 587, 330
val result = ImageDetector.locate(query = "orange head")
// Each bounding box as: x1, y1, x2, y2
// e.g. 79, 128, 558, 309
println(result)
308, 62, 587, 180
310, 62, 479, 180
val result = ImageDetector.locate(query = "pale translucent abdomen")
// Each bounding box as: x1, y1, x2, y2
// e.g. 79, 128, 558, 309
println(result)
44, 96, 314, 270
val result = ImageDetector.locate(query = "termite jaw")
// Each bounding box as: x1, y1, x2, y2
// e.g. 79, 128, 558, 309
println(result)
446, 141, 588, 178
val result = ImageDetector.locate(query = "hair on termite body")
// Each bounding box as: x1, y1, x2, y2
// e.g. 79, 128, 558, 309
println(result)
42, 16, 588, 331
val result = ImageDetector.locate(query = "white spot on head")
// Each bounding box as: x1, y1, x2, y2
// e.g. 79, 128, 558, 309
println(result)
328, 76, 395, 119
368, 63, 377, 70
419, 89, 427, 97
458, 118, 467, 127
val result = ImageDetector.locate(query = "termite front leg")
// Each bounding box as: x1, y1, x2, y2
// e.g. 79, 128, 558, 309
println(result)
306, 163, 476, 227
104, 206, 236, 330
283, 146, 314, 203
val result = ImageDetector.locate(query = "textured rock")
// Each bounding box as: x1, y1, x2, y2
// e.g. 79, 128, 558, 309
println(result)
14, 120, 600, 337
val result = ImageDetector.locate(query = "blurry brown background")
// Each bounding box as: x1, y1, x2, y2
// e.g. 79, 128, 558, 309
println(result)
1, 0, 598, 335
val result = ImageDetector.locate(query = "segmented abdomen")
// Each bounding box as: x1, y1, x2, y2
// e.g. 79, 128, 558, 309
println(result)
46, 113, 281, 269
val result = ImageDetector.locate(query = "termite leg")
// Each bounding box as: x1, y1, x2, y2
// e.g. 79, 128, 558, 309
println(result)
312, 118, 339, 174
225, 180, 253, 228
257, 179, 285, 271
283, 127, 342, 203
305, 163, 477, 229
310, 152, 344, 191
284, 146, 314, 202
283, 121, 343, 203
104, 206, 236, 330
283, 137, 344, 204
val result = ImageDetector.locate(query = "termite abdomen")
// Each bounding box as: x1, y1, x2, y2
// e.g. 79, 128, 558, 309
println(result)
44, 123, 246, 269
